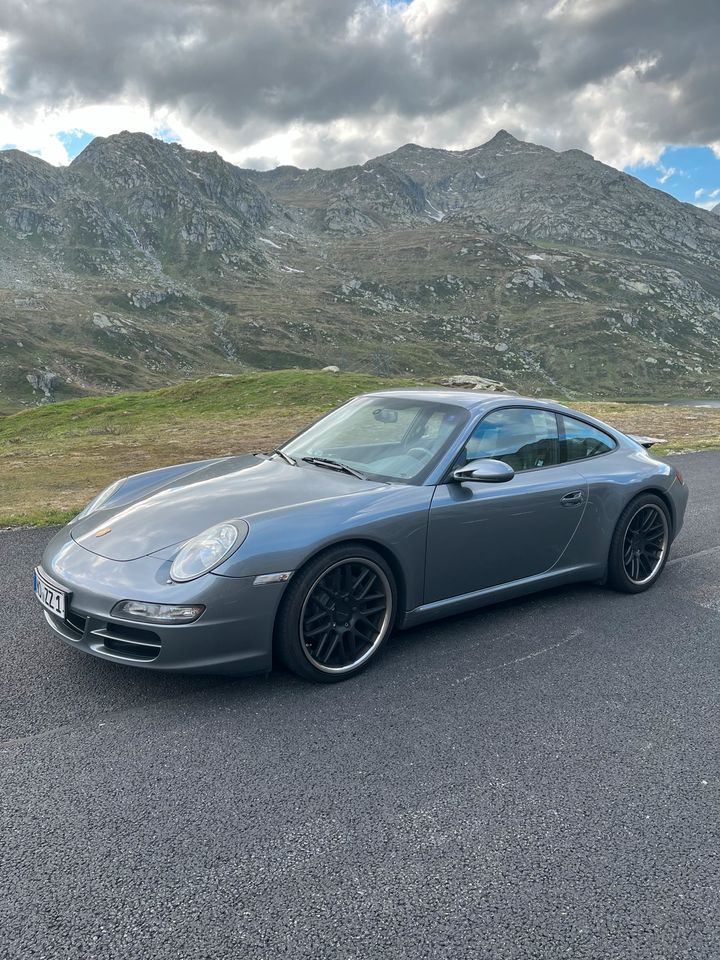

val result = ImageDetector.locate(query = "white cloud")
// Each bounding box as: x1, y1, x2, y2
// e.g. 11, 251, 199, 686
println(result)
1, 0, 720, 172
0, 101, 220, 166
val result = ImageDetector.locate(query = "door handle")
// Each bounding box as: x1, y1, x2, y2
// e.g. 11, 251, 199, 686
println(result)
561, 491, 584, 506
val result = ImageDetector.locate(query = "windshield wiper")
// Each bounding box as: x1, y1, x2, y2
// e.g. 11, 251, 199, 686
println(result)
301, 457, 367, 480
272, 448, 296, 466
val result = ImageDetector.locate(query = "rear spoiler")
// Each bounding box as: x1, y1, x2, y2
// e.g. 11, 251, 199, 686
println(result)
628, 434, 665, 449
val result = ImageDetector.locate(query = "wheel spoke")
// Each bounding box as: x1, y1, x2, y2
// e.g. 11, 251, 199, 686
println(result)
638, 511, 652, 532
352, 566, 374, 599
645, 530, 665, 544
355, 615, 379, 635
314, 587, 333, 610
351, 627, 368, 655
358, 587, 385, 601
304, 608, 331, 630
357, 600, 386, 618
313, 629, 338, 662
339, 632, 356, 663
303, 619, 332, 639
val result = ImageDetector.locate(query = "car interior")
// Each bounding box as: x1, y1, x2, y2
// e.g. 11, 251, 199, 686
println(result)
305, 404, 468, 480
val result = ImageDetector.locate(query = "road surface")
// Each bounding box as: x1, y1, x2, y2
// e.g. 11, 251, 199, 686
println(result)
1, 452, 718, 959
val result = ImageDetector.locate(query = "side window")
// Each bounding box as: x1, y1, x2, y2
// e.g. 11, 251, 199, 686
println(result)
558, 415, 615, 461
463, 408, 559, 472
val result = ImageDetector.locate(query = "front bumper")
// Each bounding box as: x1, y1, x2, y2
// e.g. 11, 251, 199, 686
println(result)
37, 537, 286, 675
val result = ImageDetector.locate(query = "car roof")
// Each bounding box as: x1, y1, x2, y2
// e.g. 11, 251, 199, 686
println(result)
361, 387, 571, 415
361, 388, 631, 444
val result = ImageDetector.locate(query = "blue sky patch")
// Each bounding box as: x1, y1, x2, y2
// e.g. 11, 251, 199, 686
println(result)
626, 146, 720, 209
57, 129, 94, 156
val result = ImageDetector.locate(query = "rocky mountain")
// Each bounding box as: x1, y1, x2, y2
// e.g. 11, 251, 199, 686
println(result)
2, 129, 720, 409
712, 202, 720, 216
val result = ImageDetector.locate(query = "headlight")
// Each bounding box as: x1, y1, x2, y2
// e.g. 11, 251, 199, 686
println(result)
170, 522, 245, 582
75, 477, 127, 520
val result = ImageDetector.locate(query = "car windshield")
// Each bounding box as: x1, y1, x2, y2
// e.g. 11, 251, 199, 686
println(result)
281, 396, 469, 483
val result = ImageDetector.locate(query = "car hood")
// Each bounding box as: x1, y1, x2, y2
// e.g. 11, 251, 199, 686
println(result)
71, 455, 385, 561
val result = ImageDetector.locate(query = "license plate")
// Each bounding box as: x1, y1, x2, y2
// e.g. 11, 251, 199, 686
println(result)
34, 568, 67, 619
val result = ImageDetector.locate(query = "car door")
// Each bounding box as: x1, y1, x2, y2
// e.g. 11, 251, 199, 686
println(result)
424, 406, 588, 603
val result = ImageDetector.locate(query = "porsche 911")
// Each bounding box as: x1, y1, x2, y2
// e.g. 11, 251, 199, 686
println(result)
35, 389, 687, 682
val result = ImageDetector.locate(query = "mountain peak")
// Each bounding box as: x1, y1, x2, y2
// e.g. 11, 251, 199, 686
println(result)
380, 142, 452, 162
0, 148, 56, 171
486, 129, 519, 145
712, 202, 720, 215
71, 130, 165, 164
0, 148, 63, 196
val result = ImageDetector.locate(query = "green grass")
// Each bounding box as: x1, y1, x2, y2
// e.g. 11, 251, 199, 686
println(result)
1, 370, 719, 528
0, 370, 418, 526
0, 369, 412, 443
0, 508, 78, 530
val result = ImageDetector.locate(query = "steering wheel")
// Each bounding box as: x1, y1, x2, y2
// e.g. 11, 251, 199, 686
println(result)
406, 445, 434, 462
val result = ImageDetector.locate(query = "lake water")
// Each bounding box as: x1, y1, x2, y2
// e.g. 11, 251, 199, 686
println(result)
661, 400, 720, 408
619, 399, 720, 408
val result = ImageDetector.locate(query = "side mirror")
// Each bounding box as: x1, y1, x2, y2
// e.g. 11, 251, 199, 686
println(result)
452, 458, 515, 483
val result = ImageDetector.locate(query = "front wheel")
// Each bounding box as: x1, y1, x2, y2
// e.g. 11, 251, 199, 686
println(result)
275, 544, 396, 682
607, 494, 671, 593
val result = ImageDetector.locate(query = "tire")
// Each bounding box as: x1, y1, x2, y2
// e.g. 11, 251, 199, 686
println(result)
607, 493, 671, 594
275, 543, 397, 683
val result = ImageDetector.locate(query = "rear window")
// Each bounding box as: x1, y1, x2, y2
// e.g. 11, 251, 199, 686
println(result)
558, 415, 615, 462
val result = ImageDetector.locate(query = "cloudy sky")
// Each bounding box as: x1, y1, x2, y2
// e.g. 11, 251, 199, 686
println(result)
1, 0, 719, 207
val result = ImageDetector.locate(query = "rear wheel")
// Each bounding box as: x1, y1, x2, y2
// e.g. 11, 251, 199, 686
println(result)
607, 494, 671, 593
275, 544, 396, 682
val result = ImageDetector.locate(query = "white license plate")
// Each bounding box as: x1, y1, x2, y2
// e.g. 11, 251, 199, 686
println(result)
34, 569, 67, 619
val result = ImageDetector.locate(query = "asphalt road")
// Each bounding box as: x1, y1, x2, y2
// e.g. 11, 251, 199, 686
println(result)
1, 452, 718, 960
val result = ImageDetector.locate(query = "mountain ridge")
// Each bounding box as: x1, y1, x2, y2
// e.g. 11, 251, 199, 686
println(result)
2, 129, 720, 410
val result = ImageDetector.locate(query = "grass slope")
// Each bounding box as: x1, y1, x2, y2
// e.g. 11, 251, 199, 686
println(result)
0, 371, 416, 527
2, 370, 719, 528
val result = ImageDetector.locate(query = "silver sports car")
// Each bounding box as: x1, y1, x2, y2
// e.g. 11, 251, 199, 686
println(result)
36, 389, 688, 682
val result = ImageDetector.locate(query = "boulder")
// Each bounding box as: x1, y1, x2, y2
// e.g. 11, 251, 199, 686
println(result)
439, 374, 512, 393
321, 365, 340, 373
26, 369, 61, 401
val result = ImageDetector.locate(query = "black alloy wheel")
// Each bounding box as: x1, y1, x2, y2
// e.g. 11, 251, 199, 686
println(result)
622, 503, 668, 585
608, 494, 671, 593
276, 544, 396, 682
